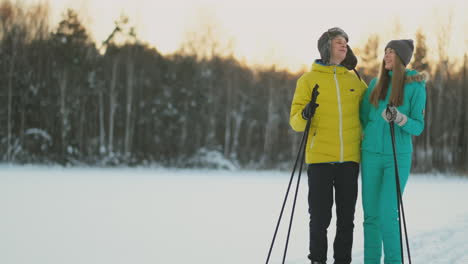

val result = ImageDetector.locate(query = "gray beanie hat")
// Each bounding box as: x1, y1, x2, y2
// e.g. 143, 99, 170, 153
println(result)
385, 39, 414, 66
317, 27, 357, 70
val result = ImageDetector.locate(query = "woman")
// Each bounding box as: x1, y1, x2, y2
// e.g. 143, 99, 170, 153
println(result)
290, 27, 367, 264
359, 39, 427, 264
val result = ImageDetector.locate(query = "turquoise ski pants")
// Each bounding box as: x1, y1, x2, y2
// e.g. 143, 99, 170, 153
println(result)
361, 150, 412, 264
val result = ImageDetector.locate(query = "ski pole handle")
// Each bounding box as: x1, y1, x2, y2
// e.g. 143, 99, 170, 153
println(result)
386, 104, 397, 123
311, 84, 319, 103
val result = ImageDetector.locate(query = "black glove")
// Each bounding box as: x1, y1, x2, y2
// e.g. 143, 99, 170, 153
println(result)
302, 84, 320, 120
302, 101, 319, 120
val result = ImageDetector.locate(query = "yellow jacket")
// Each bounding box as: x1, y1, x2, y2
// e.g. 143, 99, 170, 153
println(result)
290, 61, 367, 164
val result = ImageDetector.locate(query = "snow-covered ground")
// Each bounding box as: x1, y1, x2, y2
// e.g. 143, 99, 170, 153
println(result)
1, 166, 468, 264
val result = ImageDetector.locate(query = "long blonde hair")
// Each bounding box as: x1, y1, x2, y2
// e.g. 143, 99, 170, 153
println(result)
369, 54, 406, 107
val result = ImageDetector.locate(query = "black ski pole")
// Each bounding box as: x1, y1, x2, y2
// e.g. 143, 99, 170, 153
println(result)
386, 105, 412, 264
265, 84, 319, 264
281, 106, 310, 264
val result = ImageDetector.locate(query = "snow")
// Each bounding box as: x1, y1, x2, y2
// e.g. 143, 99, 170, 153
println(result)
24, 128, 52, 142
1, 166, 468, 264
186, 148, 239, 170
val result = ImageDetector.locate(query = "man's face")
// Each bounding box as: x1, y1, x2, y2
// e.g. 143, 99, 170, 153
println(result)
330, 36, 347, 64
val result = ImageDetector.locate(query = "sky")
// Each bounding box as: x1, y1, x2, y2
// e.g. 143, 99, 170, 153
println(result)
23, 0, 468, 72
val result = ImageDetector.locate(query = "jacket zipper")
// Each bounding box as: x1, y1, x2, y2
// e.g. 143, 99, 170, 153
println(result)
333, 66, 344, 162
309, 129, 317, 150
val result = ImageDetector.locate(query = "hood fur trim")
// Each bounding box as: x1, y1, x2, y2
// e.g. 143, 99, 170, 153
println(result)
405, 71, 429, 83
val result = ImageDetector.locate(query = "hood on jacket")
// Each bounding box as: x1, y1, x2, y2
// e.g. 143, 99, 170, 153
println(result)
405, 70, 429, 84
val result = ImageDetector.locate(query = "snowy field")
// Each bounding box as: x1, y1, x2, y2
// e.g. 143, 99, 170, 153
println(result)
1, 166, 468, 264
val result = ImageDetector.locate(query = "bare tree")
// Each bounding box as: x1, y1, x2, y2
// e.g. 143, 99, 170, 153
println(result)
433, 9, 455, 168
124, 59, 134, 156
223, 64, 233, 158
58, 71, 69, 162
410, 28, 430, 170
390, 16, 403, 39
98, 87, 106, 154
108, 59, 118, 154
179, 8, 223, 61
1, 1, 20, 161
460, 53, 468, 172
6, 38, 16, 161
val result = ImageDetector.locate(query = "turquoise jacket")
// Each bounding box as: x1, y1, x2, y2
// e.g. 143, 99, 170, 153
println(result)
360, 69, 427, 154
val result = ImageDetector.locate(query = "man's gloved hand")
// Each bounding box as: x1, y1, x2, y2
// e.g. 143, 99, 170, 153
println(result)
302, 101, 319, 120
382, 106, 407, 125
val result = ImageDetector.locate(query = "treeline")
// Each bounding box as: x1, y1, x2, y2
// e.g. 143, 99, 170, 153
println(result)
0, 2, 467, 173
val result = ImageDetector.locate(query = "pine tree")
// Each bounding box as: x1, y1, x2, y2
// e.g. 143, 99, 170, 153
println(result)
358, 34, 380, 81
411, 29, 430, 72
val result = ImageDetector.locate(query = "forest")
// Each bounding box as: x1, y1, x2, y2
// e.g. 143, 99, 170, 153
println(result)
1, 1, 467, 173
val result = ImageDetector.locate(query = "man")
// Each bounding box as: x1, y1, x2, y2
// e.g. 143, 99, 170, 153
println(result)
289, 27, 367, 264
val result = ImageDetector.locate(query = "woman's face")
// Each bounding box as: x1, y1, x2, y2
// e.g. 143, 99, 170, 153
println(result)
330, 36, 347, 64
384, 48, 396, 70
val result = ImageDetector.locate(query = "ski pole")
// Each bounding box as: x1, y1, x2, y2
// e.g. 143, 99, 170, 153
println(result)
281, 106, 310, 264
265, 84, 319, 264
386, 105, 412, 264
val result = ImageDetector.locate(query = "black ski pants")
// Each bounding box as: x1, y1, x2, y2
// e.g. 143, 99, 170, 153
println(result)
307, 162, 359, 264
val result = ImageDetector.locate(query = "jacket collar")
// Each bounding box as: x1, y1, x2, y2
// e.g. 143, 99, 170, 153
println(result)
311, 60, 348, 74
